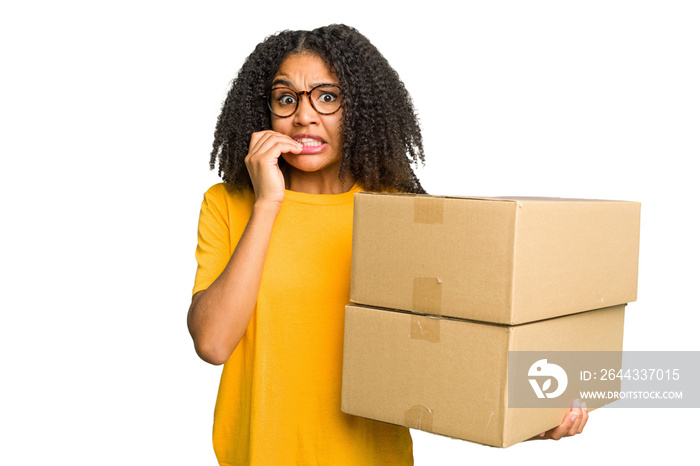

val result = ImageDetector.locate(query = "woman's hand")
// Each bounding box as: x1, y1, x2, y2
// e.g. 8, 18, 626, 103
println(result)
245, 130, 302, 207
535, 399, 588, 440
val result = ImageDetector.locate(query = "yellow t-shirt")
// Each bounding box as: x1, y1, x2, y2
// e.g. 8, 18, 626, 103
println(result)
193, 183, 413, 466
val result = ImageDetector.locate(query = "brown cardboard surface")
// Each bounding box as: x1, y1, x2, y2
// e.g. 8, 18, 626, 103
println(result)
350, 193, 640, 324
341, 303, 625, 448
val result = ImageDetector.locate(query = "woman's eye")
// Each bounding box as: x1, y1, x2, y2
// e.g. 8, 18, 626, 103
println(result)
278, 95, 297, 106
319, 93, 337, 103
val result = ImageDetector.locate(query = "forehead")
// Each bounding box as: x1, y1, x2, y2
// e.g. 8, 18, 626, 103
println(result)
273, 53, 338, 88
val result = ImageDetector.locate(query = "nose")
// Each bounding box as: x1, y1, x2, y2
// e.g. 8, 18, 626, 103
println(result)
293, 93, 319, 126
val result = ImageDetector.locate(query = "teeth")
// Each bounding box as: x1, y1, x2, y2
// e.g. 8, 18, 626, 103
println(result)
297, 138, 323, 146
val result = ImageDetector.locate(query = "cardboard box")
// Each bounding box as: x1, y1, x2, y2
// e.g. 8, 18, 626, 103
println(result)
351, 193, 640, 324
341, 303, 626, 447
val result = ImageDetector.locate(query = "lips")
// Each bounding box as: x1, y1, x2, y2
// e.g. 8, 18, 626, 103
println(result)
293, 134, 328, 154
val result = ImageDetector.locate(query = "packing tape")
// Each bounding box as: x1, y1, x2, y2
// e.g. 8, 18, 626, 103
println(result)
412, 277, 443, 314
404, 405, 434, 431
410, 315, 441, 343
413, 196, 444, 224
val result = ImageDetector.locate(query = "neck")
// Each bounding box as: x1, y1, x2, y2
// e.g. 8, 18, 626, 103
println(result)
283, 166, 356, 194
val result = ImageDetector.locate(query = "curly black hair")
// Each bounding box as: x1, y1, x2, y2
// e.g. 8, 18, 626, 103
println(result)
210, 24, 425, 194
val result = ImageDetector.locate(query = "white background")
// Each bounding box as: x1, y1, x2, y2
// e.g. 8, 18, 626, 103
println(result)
1, 1, 698, 464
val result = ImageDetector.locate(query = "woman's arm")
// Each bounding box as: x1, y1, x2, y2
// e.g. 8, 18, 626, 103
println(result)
187, 200, 279, 365
187, 131, 302, 365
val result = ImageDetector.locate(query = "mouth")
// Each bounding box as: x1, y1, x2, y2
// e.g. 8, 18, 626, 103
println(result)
293, 134, 328, 154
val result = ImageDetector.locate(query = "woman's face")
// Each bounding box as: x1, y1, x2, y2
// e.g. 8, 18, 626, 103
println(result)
270, 53, 344, 181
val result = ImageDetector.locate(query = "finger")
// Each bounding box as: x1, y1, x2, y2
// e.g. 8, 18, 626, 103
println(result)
562, 411, 578, 437
249, 133, 302, 161
567, 410, 583, 436
577, 403, 589, 434
567, 399, 583, 436
252, 130, 300, 151
248, 130, 277, 154
249, 130, 268, 148
248, 131, 278, 157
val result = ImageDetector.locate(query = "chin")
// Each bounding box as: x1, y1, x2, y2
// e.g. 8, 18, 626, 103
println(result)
282, 154, 339, 174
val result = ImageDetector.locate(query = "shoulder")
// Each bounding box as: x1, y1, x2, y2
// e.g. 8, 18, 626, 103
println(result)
198, 183, 255, 229
202, 183, 255, 206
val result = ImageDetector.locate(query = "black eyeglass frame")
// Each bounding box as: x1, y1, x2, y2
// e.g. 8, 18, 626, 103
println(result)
264, 83, 343, 118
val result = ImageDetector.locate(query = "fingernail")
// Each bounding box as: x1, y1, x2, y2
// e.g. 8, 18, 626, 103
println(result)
581, 402, 588, 410
572, 399, 581, 409
570, 414, 578, 422
539, 432, 545, 437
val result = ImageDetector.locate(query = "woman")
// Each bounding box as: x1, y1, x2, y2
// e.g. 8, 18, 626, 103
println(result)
188, 24, 586, 465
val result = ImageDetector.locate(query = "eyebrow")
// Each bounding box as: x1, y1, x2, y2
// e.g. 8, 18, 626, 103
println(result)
270, 78, 339, 89
271, 78, 294, 88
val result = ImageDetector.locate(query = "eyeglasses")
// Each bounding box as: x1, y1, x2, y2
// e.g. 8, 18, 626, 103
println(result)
265, 83, 342, 118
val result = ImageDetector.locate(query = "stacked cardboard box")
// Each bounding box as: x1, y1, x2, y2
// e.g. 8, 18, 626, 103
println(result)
341, 193, 641, 447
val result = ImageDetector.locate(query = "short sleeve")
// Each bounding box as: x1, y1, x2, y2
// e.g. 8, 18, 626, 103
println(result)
192, 185, 233, 296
